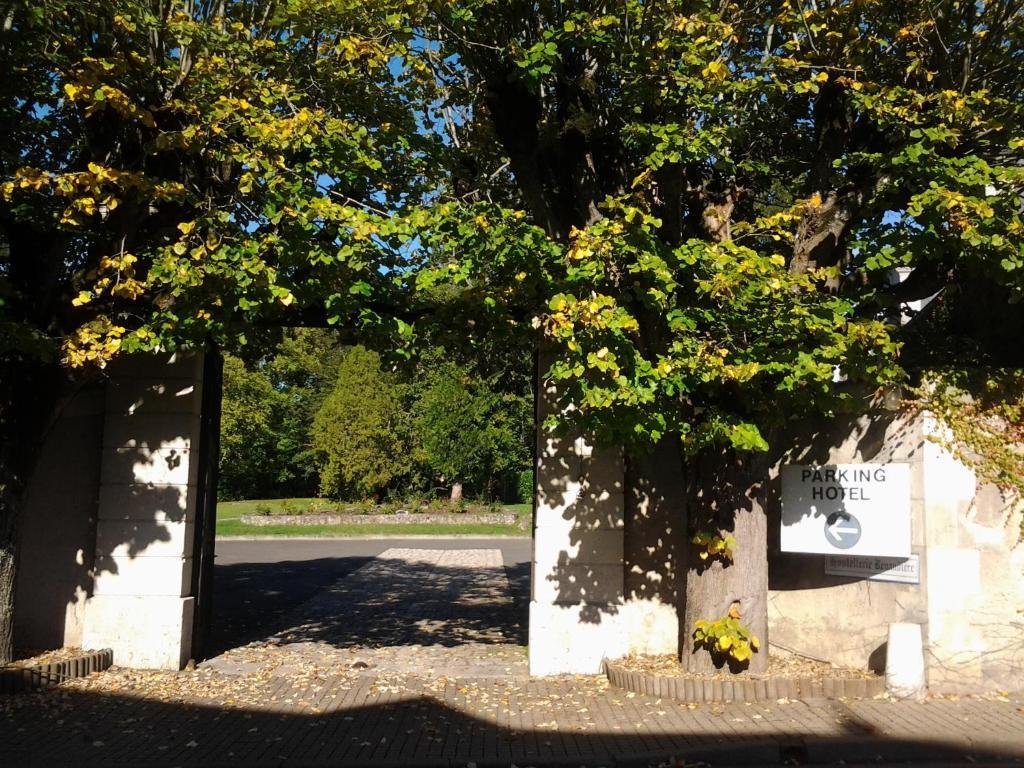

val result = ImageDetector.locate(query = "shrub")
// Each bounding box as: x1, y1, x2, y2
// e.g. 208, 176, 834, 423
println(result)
312, 346, 414, 499
414, 362, 531, 500
516, 468, 534, 505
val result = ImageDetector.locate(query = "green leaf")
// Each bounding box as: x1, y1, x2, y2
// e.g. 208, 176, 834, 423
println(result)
729, 423, 770, 452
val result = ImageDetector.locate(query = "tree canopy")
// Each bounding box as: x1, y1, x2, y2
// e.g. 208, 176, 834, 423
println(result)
2, 0, 1023, 665
5, 1, 1022, 449
414, 360, 532, 499
222, 335, 533, 502
219, 328, 345, 500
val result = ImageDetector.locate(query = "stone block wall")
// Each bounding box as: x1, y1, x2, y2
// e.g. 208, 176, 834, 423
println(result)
80, 353, 205, 669
766, 409, 1024, 693
15, 383, 105, 650
920, 414, 1024, 693
528, 367, 684, 675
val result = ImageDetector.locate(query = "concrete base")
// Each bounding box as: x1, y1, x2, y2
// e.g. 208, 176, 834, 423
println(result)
83, 595, 194, 669
886, 622, 926, 699
527, 597, 679, 676
528, 601, 627, 676
619, 598, 679, 656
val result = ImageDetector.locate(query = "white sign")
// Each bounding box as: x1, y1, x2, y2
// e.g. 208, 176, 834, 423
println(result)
780, 463, 911, 557
824, 554, 920, 584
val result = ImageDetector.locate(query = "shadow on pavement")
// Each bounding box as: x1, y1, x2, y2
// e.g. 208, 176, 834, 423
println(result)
3, 683, 1023, 767
210, 553, 531, 658
210, 557, 375, 656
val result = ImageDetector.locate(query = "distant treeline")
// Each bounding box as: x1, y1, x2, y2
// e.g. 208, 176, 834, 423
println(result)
218, 329, 533, 503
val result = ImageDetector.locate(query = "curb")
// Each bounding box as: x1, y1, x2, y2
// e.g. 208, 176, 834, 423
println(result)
604, 660, 885, 703
0, 649, 113, 694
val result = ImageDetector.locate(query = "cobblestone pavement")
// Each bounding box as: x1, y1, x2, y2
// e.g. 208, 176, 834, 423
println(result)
204, 548, 528, 679
3, 547, 1023, 767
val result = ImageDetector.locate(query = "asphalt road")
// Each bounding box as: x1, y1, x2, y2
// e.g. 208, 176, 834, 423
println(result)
208, 537, 532, 657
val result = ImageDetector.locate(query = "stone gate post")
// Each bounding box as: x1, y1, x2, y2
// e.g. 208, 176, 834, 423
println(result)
81, 353, 207, 669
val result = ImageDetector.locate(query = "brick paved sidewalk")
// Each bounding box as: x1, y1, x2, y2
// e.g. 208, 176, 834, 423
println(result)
3, 669, 1023, 767
3, 547, 1022, 767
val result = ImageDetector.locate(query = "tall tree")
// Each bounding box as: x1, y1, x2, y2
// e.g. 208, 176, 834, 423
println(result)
312, 345, 413, 499
2, 0, 1022, 674
219, 329, 346, 500
414, 361, 532, 501
0, 0, 430, 662
398, 0, 1024, 672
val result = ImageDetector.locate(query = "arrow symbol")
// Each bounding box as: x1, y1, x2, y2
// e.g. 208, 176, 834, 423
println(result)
824, 512, 861, 549
829, 521, 859, 538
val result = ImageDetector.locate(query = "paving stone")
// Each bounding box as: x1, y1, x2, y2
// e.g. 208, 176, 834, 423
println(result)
5, 547, 1024, 767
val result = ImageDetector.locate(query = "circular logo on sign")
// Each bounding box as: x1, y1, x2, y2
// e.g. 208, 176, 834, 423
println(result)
824, 511, 861, 549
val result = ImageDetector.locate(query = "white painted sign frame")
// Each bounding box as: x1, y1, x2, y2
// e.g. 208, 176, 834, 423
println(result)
780, 463, 911, 558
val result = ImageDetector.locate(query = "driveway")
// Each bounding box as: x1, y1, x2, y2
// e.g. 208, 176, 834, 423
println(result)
209, 538, 531, 657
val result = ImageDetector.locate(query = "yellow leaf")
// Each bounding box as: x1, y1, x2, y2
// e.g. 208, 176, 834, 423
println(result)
703, 60, 729, 82
631, 169, 652, 189
177, 221, 196, 235
728, 604, 741, 620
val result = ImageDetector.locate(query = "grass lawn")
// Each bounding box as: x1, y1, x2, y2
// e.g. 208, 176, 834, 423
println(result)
216, 499, 532, 538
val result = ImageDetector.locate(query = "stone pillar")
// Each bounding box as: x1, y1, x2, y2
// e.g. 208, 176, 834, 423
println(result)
622, 443, 685, 657
81, 353, 205, 669
921, 413, 1024, 692
528, 369, 627, 676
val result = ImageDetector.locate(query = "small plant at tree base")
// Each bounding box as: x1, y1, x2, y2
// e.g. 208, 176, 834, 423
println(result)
691, 531, 736, 562
693, 605, 760, 666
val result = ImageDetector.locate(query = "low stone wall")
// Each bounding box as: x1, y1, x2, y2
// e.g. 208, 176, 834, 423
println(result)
239, 512, 519, 527
605, 661, 885, 702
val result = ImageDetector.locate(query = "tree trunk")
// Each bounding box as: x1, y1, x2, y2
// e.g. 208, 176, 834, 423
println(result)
450, 481, 463, 502
0, 480, 20, 664
682, 448, 770, 674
